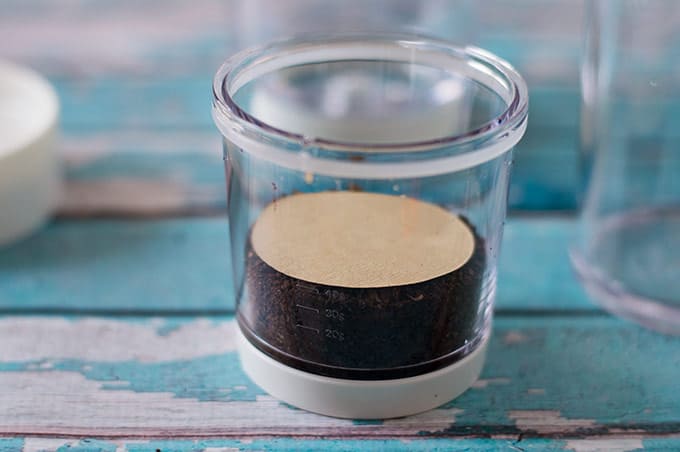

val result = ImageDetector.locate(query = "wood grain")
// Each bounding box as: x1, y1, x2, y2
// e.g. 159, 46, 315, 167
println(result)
0, 218, 233, 313
9, 436, 674, 452
1, 0, 585, 213
0, 315, 678, 438
2, 2, 676, 449
0, 0, 582, 83
52, 125, 579, 217
0, 0, 235, 77
0, 217, 586, 313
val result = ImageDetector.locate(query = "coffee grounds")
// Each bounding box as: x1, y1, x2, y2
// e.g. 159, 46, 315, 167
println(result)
238, 214, 487, 380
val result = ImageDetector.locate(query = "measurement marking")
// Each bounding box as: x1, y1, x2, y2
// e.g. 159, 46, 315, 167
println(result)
295, 324, 320, 334
294, 281, 321, 296
295, 304, 319, 313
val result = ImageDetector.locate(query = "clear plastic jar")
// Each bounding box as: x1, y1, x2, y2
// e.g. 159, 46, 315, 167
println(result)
573, 0, 680, 334
212, 34, 528, 418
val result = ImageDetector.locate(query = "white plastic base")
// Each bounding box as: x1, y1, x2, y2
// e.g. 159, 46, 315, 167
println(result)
237, 329, 488, 419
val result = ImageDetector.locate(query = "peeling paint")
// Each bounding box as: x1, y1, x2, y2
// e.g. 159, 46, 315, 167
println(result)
503, 331, 529, 345
508, 410, 596, 435
527, 388, 546, 395
23, 438, 76, 452
472, 377, 511, 389
7, 436, 678, 451
564, 439, 643, 452
0, 1, 233, 75
0, 318, 236, 363
0, 372, 350, 433
2, 317, 679, 437
62, 179, 222, 214
386, 408, 464, 433
202, 448, 240, 452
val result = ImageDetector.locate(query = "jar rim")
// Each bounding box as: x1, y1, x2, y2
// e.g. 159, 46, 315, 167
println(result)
212, 33, 528, 177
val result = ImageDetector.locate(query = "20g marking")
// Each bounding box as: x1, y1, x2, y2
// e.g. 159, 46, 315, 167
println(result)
325, 328, 345, 341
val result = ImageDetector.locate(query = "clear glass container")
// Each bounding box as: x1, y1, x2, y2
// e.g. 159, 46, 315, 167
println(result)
234, 0, 475, 51
231, 0, 583, 211
573, 0, 680, 334
212, 34, 528, 418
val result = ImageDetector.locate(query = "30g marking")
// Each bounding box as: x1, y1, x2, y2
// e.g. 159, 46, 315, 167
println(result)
324, 309, 345, 322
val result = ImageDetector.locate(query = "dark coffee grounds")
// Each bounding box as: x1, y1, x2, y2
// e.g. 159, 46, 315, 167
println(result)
238, 216, 487, 380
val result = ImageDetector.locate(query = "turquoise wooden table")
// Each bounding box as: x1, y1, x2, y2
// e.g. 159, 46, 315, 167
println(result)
1, 2, 679, 451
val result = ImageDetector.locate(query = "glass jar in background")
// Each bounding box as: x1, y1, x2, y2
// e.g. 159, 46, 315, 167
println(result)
232, 0, 583, 211
212, 34, 528, 418
572, 0, 680, 334
234, 0, 476, 51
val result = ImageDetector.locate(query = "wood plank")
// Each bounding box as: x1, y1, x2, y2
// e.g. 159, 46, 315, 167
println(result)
54, 127, 579, 217
0, 217, 588, 313
50, 78, 580, 132
54, 77, 213, 132
60, 131, 225, 217
509, 125, 579, 210
3, 0, 584, 213
5, 436, 669, 451
0, 0, 235, 77
0, 218, 233, 313
0, 0, 591, 213
55, 126, 680, 216
19, 3, 580, 208
498, 217, 586, 312
1, 0, 583, 86
0, 315, 678, 438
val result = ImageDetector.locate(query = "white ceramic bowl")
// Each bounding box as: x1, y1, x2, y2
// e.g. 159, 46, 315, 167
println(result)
0, 61, 60, 246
